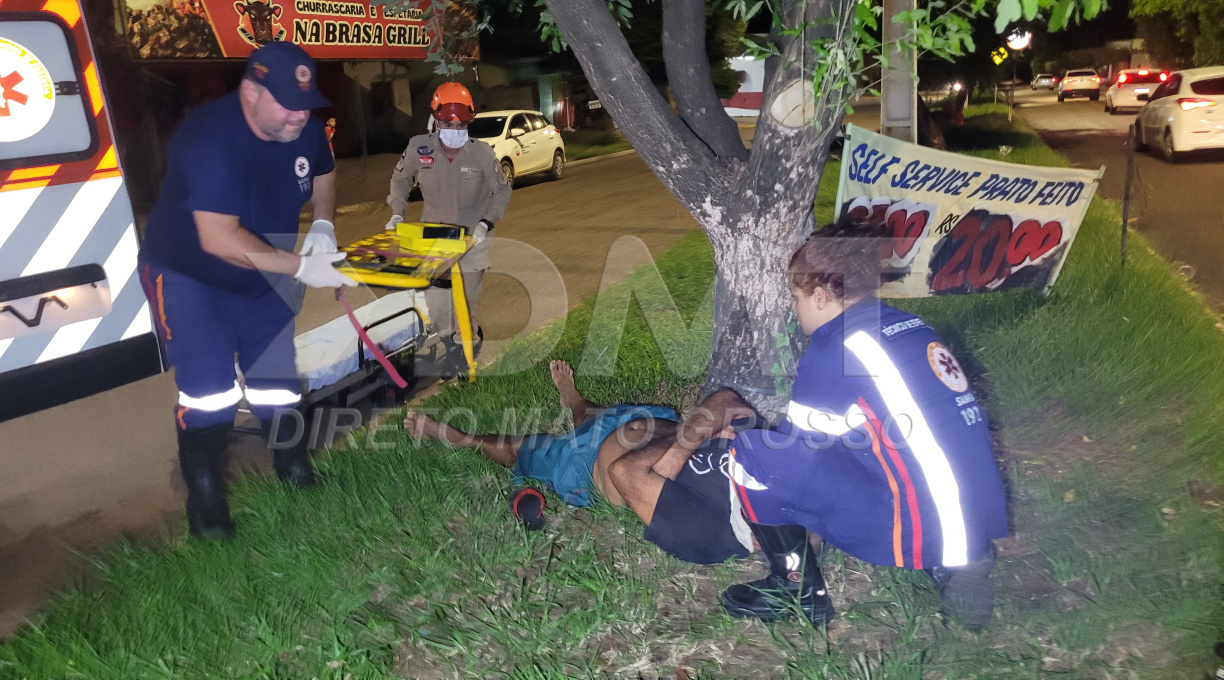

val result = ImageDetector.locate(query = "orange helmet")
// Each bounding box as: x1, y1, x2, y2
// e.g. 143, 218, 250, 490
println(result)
431, 82, 474, 122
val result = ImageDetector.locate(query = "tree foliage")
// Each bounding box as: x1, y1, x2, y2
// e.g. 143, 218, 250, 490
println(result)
1131, 0, 1224, 67
1134, 13, 1194, 68
493, 0, 1111, 404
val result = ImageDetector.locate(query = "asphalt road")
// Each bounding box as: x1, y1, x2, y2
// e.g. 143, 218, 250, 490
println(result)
0, 148, 700, 637
1013, 88, 1224, 312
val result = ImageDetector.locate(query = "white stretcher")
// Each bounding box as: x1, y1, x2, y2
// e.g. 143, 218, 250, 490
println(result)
290, 222, 476, 408
293, 290, 428, 407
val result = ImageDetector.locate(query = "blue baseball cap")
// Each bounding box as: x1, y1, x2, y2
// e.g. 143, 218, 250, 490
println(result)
244, 42, 330, 111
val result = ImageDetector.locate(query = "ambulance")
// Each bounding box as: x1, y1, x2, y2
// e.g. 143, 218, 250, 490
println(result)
0, 0, 161, 422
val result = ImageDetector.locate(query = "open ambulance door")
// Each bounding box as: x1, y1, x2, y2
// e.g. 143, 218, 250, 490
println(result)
0, 0, 162, 422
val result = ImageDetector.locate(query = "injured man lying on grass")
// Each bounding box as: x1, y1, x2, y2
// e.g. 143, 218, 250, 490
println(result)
403, 360, 761, 565
405, 356, 999, 632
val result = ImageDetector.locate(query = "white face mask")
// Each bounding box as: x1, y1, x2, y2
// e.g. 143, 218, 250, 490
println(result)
439, 128, 468, 148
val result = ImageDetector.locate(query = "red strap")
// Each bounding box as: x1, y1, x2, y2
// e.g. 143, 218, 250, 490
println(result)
337, 290, 409, 389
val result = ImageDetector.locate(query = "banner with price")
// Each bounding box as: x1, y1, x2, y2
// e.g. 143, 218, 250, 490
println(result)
835, 125, 1102, 298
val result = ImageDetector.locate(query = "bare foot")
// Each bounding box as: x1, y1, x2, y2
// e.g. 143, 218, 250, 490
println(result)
403, 411, 446, 443
550, 359, 591, 423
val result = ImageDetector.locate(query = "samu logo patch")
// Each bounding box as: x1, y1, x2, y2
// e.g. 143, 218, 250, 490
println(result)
927, 342, 968, 393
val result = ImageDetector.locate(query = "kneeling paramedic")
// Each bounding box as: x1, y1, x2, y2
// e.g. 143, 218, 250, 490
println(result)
138, 42, 356, 541
723, 216, 1009, 630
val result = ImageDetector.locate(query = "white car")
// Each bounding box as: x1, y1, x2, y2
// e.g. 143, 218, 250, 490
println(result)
1135, 66, 1224, 162
1105, 69, 1168, 114
1058, 69, 1101, 101
1031, 73, 1056, 90
468, 110, 566, 186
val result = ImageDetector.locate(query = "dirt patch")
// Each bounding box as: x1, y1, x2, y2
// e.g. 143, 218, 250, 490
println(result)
0, 506, 179, 639
392, 639, 459, 679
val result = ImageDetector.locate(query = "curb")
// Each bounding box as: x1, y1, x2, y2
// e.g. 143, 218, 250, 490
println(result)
566, 148, 638, 167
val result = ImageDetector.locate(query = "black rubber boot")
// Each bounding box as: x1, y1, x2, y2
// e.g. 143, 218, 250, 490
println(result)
721, 523, 835, 626
178, 423, 235, 542
439, 327, 482, 381
262, 414, 318, 489
926, 543, 996, 631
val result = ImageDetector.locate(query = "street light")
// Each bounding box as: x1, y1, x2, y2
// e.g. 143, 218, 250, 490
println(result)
1005, 28, 1032, 121
1006, 29, 1032, 51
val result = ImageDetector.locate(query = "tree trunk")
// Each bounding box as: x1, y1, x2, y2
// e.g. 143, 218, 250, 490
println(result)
703, 233, 801, 415
545, 0, 852, 415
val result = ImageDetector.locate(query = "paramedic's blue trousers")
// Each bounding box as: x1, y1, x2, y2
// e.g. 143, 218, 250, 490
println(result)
139, 261, 304, 431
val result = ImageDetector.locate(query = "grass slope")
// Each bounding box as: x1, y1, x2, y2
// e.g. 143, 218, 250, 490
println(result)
1, 104, 1221, 679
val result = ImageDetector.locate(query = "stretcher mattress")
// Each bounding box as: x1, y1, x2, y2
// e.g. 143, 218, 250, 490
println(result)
294, 290, 427, 393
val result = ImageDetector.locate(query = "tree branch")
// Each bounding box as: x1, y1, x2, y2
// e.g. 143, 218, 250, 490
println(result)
662, 0, 748, 161
545, 0, 730, 214
742, 0, 852, 245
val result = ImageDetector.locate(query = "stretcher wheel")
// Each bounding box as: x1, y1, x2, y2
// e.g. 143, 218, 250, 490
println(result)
371, 356, 417, 407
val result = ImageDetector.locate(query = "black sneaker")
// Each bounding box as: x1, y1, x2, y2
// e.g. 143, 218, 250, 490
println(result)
508, 486, 546, 531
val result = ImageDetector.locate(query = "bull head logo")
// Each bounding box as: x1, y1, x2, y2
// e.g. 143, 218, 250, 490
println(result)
234, 0, 285, 45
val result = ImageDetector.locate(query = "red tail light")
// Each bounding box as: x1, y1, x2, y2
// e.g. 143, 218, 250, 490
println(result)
1118, 73, 1128, 84
1178, 98, 1217, 111
1092, 76, 1101, 83
1160, 72, 1169, 81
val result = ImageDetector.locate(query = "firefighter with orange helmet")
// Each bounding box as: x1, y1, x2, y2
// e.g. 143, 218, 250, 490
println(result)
387, 82, 510, 377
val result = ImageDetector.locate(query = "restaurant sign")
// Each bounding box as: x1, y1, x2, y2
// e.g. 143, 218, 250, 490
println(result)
125, 0, 441, 60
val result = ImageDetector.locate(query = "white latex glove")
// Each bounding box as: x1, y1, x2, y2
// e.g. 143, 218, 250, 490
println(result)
301, 219, 337, 255
385, 214, 403, 231
473, 219, 492, 245
294, 252, 357, 289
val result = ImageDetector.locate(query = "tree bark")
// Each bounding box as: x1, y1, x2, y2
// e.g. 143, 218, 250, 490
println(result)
544, 0, 730, 215
661, 0, 748, 161
545, 0, 855, 414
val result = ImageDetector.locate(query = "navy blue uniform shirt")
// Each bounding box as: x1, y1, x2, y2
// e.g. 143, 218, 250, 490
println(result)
141, 91, 334, 295
729, 299, 1008, 569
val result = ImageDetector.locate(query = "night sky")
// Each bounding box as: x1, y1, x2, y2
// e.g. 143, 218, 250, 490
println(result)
479, 0, 1139, 62
1044, 0, 1136, 49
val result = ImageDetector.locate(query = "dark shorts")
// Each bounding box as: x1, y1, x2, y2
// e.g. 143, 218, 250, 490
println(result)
643, 438, 752, 565
512, 404, 679, 507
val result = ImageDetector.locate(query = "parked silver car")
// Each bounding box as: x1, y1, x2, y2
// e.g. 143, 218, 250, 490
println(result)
1031, 73, 1056, 90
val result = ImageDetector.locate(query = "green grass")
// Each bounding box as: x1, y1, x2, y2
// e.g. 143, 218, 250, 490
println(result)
561, 129, 634, 160
2, 104, 1222, 679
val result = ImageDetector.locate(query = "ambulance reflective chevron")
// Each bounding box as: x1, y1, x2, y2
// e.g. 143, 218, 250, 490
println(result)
0, 0, 161, 422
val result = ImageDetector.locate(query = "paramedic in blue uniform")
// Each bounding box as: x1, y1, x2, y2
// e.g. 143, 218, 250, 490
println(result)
138, 42, 356, 542
722, 215, 1009, 631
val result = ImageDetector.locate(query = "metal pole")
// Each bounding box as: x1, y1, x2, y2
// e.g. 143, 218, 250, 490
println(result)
1009, 58, 1016, 122
1121, 124, 1136, 266
880, 0, 918, 142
